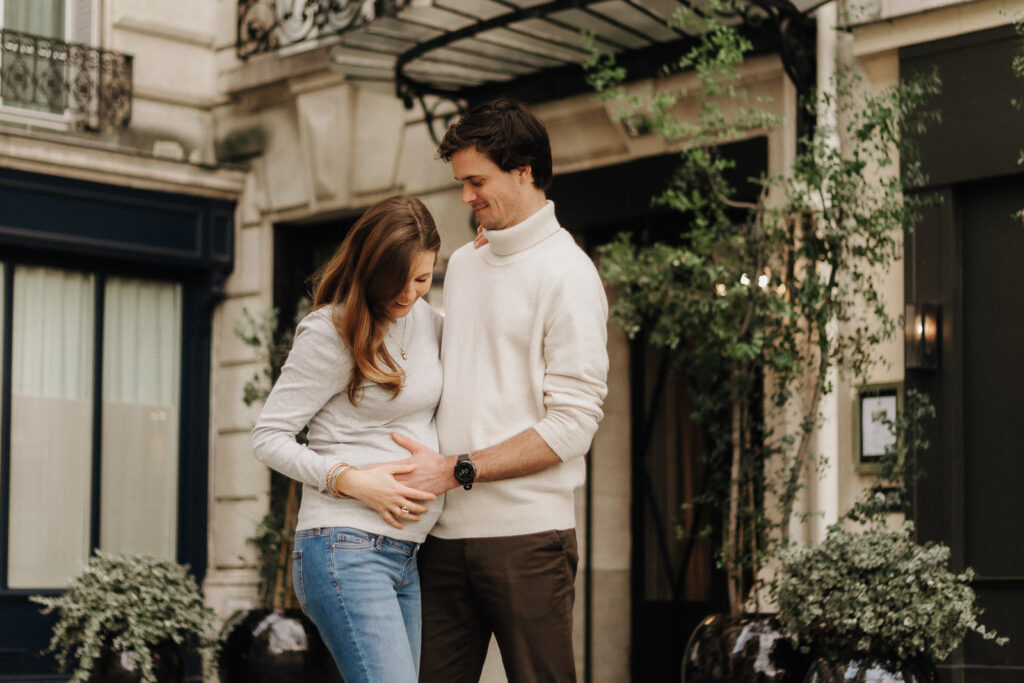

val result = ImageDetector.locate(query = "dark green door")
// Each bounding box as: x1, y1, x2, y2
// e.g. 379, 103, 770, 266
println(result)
902, 24, 1024, 682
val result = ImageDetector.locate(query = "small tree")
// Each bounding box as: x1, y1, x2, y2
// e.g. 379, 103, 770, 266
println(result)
585, 2, 939, 614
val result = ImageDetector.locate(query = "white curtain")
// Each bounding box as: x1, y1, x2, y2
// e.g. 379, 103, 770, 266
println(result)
3, 0, 64, 36
68, 0, 92, 44
1, 0, 67, 115
100, 277, 181, 560
7, 266, 94, 589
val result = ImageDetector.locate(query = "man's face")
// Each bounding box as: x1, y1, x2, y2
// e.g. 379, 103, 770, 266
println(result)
451, 146, 533, 231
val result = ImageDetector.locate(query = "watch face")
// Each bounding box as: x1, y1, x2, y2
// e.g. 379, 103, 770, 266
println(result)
454, 460, 474, 483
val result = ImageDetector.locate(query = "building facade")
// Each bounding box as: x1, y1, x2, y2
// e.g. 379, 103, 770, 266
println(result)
0, 0, 1019, 680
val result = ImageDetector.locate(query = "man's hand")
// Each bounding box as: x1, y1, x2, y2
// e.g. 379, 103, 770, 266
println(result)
391, 433, 457, 495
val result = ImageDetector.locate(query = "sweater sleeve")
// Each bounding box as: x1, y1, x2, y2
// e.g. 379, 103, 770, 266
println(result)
251, 309, 350, 491
533, 263, 610, 461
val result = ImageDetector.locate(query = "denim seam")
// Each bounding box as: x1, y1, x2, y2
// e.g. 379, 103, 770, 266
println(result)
400, 554, 415, 587
292, 548, 306, 609
328, 542, 374, 681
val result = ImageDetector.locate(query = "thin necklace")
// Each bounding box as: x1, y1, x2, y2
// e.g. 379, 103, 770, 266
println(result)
390, 316, 408, 360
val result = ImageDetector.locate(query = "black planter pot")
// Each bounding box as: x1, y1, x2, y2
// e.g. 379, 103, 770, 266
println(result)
804, 656, 938, 683
682, 613, 811, 683
219, 608, 342, 683
92, 641, 184, 682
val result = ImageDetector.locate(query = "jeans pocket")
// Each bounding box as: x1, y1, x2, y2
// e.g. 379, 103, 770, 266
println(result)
330, 529, 375, 549
291, 549, 306, 610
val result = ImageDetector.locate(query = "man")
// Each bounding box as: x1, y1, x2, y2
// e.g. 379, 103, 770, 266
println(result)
393, 98, 609, 682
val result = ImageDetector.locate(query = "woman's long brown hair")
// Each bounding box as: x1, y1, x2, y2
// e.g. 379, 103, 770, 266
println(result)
311, 195, 440, 404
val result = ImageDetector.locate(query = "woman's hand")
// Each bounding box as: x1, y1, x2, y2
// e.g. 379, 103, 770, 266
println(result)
473, 225, 488, 249
335, 462, 436, 530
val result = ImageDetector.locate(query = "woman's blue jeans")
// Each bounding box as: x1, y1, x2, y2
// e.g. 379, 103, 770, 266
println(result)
293, 527, 421, 683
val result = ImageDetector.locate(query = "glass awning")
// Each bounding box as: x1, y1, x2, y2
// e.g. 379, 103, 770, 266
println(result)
238, 0, 820, 137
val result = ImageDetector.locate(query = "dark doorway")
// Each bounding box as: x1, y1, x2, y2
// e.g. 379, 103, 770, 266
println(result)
273, 215, 359, 323
549, 137, 767, 681
903, 25, 1024, 682
908, 175, 1024, 682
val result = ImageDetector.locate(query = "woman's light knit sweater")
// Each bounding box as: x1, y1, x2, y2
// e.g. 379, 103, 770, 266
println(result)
251, 300, 443, 542
434, 201, 609, 539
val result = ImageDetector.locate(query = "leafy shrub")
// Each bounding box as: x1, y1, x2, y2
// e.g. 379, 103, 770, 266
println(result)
775, 522, 1006, 662
31, 551, 219, 683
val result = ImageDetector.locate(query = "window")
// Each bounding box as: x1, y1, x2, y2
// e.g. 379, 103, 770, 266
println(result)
2, 0, 64, 38
0, 162, 230, 678
1, 263, 182, 589
1, 0, 94, 43
0, 0, 97, 120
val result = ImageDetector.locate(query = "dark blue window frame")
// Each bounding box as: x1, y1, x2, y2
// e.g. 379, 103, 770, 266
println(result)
0, 165, 234, 678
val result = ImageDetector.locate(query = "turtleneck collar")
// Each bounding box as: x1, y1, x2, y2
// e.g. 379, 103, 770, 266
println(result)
482, 201, 560, 256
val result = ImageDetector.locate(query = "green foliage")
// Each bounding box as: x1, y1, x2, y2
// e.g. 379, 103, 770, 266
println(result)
585, 3, 940, 613
246, 489, 293, 608
844, 388, 934, 523
30, 551, 219, 683
235, 306, 299, 408
776, 391, 1007, 660
235, 300, 310, 608
236, 305, 293, 607
775, 522, 1006, 662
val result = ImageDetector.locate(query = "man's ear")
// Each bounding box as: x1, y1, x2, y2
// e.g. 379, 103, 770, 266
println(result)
516, 165, 534, 184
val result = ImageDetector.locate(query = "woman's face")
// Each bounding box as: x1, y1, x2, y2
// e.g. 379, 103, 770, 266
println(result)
388, 249, 435, 319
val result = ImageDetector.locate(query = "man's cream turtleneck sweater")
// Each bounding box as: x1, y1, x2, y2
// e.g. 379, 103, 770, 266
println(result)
434, 201, 609, 538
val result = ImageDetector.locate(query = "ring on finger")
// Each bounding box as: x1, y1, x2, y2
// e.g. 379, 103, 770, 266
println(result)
400, 506, 410, 515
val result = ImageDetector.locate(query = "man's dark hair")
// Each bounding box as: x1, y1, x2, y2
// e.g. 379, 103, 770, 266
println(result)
438, 98, 553, 191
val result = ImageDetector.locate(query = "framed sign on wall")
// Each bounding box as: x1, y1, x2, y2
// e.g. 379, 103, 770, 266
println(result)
856, 383, 903, 472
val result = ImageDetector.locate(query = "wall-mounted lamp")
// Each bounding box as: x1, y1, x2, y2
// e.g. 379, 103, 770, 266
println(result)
905, 301, 940, 370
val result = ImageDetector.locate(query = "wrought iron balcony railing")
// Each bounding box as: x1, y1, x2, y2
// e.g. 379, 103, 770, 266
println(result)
233, 0, 816, 147
237, 0, 408, 59
0, 28, 133, 130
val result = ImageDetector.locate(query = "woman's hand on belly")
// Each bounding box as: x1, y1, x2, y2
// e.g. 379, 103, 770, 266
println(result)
335, 462, 436, 529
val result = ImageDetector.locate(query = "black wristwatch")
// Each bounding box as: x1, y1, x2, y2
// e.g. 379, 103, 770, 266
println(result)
453, 453, 476, 490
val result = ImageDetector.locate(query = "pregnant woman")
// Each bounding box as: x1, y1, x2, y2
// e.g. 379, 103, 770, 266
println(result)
251, 195, 443, 683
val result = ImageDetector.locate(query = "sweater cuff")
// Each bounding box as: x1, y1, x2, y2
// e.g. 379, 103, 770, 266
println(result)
533, 419, 594, 462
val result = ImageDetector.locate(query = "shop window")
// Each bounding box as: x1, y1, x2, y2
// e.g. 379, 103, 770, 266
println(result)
1, 264, 182, 589
99, 277, 181, 560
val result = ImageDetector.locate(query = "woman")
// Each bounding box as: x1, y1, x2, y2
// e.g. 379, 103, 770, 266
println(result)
251, 195, 443, 683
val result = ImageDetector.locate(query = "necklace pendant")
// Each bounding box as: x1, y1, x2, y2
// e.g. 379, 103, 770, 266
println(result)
401, 351, 408, 360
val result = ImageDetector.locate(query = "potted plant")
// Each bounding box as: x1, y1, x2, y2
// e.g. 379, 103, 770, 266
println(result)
775, 521, 1007, 681
583, 2, 939, 679
30, 551, 219, 683
772, 390, 1006, 681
